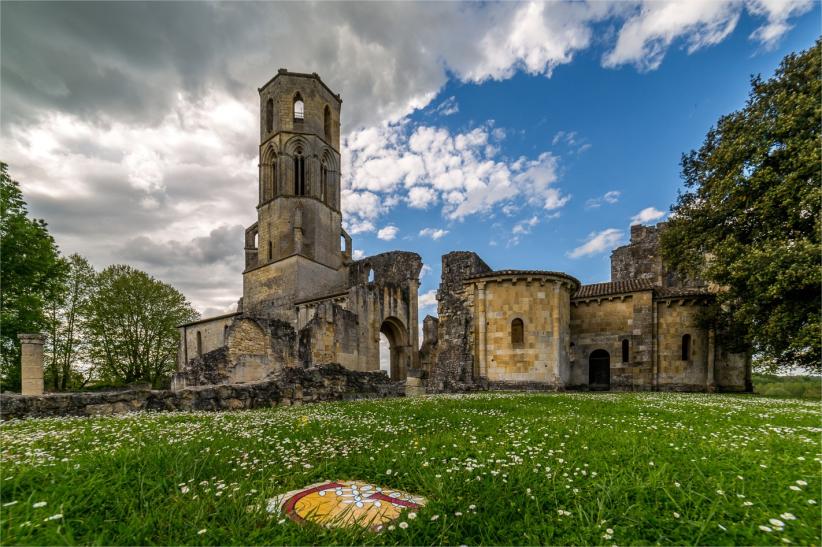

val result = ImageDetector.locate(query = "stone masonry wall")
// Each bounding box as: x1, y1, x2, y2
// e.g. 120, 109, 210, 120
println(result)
1, 364, 403, 420
429, 252, 492, 391
611, 224, 667, 286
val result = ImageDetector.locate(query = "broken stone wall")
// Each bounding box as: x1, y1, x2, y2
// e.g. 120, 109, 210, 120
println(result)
611, 224, 667, 286
298, 303, 360, 369
418, 315, 439, 376
174, 316, 298, 388
1, 364, 404, 420
429, 252, 492, 391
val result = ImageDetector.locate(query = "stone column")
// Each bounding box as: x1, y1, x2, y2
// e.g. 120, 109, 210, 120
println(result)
18, 333, 44, 396
551, 282, 562, 385
476, 282, 487, 379
706, 328, 716, 392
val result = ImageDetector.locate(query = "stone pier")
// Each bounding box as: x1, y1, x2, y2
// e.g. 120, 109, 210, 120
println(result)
18, 333, 44, 396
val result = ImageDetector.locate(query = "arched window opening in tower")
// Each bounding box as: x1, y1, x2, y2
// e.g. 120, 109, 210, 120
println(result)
265, 98, 274, 133
293, 148, 306, 196
320, 161, 328, 203
293, 94, 304, 121
622, 339, 629, 363
681, 334, 691, 361
324, 105, 332, 141
368, 268, 375, 283
511, 318, 524, 345
263, 154, 276, 202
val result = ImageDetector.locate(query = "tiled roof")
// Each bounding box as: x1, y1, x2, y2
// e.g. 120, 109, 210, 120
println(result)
465, 269, 580, 286
572, 279, 655, 299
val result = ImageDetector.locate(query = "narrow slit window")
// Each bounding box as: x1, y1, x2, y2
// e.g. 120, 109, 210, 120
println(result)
622, 339, 629, 363
268, 241, 273, 261
681, 334, 691, 361
511, 318, 524, 345
196, 331, 203, 358
265, 98, 274, 133
324, 105, 332, 141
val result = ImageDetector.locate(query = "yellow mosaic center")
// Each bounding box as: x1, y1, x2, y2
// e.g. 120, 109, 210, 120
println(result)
269, 480, 426, 530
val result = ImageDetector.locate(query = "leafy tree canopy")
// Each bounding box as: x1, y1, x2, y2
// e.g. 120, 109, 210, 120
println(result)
661, 40, 821, 372
84, 264, 198, 387
1, 162, 67, 390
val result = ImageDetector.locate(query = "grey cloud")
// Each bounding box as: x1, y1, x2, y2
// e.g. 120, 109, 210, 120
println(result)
125, 225, 244, 267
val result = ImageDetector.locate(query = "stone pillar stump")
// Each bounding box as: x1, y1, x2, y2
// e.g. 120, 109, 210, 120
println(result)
18, 333, 45, 396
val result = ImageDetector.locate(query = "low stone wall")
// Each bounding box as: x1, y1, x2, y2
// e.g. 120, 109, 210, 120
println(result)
0, 364, 404, 420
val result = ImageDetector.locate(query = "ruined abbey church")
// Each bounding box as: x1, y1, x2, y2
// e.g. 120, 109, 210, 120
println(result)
173, 70, 751, 394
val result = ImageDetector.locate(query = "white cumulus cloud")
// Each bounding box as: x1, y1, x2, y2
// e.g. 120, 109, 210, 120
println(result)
568, 228, 625, 258
630, 206, 666, 225
377, 225, 399, 241
419, 228, 449, 240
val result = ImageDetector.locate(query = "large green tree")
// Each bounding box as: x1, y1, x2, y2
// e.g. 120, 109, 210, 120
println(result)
84, 265, 198, 387
661, 40, 821, 372
0, 163, 67, 390
44, 254, 96, 391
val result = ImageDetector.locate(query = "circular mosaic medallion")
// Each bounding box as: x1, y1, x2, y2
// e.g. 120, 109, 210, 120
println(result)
268, 480, 426, 529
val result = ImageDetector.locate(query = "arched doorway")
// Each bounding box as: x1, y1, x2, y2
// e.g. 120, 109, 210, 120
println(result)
379, 317, 409, 380
589, 349, 610, 391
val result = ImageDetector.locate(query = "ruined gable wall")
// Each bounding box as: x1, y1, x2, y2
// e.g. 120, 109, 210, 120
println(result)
429, 252, 492, 391
297, 303, 359, 370
611, 224, 666, 285
174, 317, 297, 389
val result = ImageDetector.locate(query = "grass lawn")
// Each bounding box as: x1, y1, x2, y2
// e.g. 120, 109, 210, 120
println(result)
1, 392, 820, 545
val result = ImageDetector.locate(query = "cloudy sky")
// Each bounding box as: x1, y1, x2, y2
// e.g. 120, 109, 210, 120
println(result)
2, 1, 818, 320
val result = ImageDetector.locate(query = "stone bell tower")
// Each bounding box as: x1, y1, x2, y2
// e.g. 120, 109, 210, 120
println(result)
242, 70, 352, 320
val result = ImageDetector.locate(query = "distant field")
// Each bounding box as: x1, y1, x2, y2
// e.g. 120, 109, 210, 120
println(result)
1, 393, 820, 546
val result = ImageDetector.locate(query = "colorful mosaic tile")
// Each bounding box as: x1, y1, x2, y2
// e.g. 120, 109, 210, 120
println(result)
267, 480, 426, 530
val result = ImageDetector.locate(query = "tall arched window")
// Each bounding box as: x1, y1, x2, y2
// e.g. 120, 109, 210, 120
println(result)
265, 98, 274, 133
511, 318, 524, 346
293, 147, 306, 195
324, 105, 332, 141
262, 151, 276, 202
622, 339, 629, 363
320, 159, 328, 203
681, 334, 691, 361
293, 93, 304, 121
196, 331, 203, 358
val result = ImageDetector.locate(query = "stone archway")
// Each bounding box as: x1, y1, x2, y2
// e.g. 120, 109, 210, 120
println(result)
589, 349, 610, 391
380, 317, 410, 380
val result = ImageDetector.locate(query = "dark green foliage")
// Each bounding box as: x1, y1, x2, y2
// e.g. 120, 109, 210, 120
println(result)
44, 254, 96, 391
661, 40, 821, 372
752, 373, 821, 399
0, 163, 67, 391
84, 265, 198, 387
